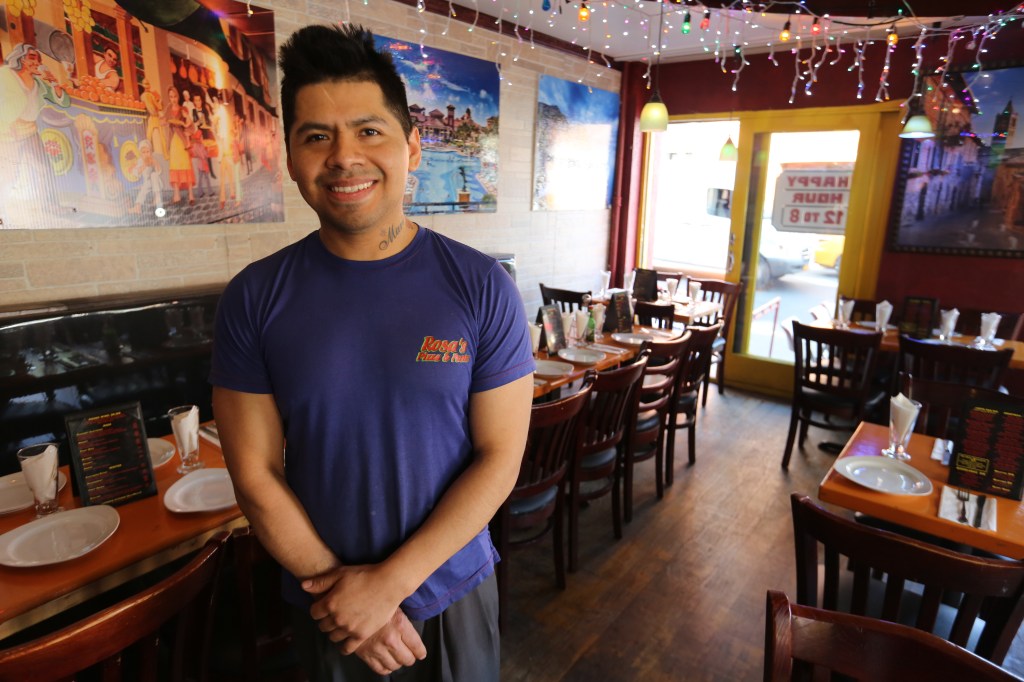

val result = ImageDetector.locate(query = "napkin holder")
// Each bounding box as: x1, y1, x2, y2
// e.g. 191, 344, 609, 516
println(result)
946, 393, 1024, 501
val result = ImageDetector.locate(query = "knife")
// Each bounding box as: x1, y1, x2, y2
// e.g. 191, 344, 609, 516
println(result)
973, 495, 987, 528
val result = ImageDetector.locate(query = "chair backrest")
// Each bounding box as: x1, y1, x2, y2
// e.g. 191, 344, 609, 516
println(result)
764, 590, 1023, 682
636, 333, 692, 418
899, 372, 1007, 439
791, 322, 882, 408
539, 283, 591, 313
957, 308, 1024, 341
900, 295, 940, 338
898, 335, 1013, 389
0, 531, 230, 682
790, 493, 1024, 664
675, 323, 722, 398
687, 277, 740, 333
517, 376, 595, 497
633, 301, 674, 329
580, 351, 649, 459
836, 297, 877, 324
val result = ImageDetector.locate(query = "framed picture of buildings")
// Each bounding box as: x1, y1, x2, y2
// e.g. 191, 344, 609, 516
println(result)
375, 35, 499, 215
887, 62, 1024, 257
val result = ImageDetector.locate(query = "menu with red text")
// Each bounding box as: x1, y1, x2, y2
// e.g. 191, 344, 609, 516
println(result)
65, 401, 157, 507
948, 396, 1024, 500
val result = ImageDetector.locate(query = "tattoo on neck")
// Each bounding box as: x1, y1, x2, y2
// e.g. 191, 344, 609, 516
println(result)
379, 222, 404, 251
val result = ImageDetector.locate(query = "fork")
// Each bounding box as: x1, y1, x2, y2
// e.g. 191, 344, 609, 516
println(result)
955, 488, 970, 524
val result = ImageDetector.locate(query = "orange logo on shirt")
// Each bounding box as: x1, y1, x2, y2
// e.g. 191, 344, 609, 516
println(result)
416, 336, 471, 364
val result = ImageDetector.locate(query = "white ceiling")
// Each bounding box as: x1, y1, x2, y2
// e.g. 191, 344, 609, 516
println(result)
445, 1, 1008, 64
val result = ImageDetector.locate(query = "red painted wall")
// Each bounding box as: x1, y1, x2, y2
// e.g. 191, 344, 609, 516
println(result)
650, 36, 1024, 319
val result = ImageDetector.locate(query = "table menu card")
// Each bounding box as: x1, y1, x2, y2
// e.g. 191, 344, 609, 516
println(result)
947, 394, 1024, 500
65, 401, 157, 507
607, 291, 633, 333
632, 268, 659, 302
538, 305, 566, 354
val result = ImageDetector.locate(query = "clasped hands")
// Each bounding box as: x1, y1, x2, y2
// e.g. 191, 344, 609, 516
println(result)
303, 564, 427, 676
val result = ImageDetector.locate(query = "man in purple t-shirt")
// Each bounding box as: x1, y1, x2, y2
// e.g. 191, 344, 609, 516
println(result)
210, 24, 533, 681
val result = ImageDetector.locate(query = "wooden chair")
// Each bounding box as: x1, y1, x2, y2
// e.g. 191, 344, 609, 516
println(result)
539, 283, 591, 313
623, 333, 690, 523
633, 300, 674, 329
836, 296, 878, 324
900, 372, 1007, 439
898, 335, 1013, 390
782, 322, 885, 469
958, 308, 1024, 341
764, 590, 1023, 682
492, 376, 594, 624
568, 351, 649, 572
0, 531, 230, 682
665, 323, 721, 474
900, 295, 940, 338
790, 493, 1024, 664
686, 277, 740, 406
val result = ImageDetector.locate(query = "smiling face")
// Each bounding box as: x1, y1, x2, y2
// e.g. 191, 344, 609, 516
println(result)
286, 79, 421, 254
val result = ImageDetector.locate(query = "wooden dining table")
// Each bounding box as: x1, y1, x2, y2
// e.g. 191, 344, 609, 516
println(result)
0, 434, 245, 640
818, 422, 1024, 559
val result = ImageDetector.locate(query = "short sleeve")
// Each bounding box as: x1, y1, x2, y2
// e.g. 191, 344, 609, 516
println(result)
470, 263, 535, 393
209, 273, 274, 394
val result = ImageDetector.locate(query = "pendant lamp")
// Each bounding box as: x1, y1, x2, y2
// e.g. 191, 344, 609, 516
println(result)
899, 78, 935, 140
719, 136, 738, 161
640, 2, 668, 133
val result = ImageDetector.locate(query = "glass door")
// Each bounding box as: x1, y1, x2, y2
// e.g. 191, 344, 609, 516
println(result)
723, 105, 901, 397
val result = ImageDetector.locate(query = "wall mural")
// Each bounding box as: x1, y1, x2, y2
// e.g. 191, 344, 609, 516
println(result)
532, 75, 618, 211
0, 0, 283, 230
888, 62, 1024, 257
376, 35, 498, 215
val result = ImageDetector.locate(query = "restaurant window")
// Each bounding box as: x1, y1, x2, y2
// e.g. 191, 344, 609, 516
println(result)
641, 120, 741, 274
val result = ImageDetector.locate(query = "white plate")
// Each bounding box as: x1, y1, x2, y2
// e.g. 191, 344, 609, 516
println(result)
0, 471, 69, 515
534, 359, 575, 378
834, 456, 933, 496
557, 347, 606, 365
163, 469, 237, 513
853, 321, 897, 332
147, 438, 175, 468
0, 505, 120, 567
611, 332, 653, 346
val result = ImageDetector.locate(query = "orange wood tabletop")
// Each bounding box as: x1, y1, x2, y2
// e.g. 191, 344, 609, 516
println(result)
819, 422, 1024, 560
0, 434, 245, 640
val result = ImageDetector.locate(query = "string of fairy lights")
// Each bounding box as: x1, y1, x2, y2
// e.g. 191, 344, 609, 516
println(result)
248, 0, 1024, 103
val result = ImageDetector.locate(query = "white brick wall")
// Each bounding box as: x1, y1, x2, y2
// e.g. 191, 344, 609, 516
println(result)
0, 0, 620, 315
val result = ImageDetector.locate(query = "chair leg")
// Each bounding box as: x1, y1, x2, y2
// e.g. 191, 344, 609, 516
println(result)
553, 494, 566, 590
623, 454, 635, 523
611, 463, 623, 540
687, 418, 696, 466
798, 412, 810, 448
701, 371, 710, 408
655, 430, 665, 500
782, 410, 800, 469
567, 478, 580, 574
665, 421, 676, 488
717, 355, 726, 395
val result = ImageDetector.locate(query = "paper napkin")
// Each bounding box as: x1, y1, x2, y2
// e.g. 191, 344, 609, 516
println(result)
599, 270, 611, 297
688, 281, 702, 301
170, 405, 199, 456
839, 299, 855, 325
666, 278, 679, 301
940, 308, 960, 338
980, 312, 1002, 343
939, 485, 996, 531
930, 438, 952, 465
876, 300, 893, 331
890, 392, 921, 440
20, 444, 58, 499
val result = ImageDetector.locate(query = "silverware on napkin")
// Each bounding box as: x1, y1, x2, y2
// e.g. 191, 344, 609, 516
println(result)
974, 495, 987, 528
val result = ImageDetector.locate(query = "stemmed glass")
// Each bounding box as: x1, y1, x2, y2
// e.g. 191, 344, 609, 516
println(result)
881, 398, 922, 461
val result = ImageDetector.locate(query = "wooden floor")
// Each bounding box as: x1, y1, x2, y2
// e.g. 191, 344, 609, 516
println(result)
499, 387, 1024, 681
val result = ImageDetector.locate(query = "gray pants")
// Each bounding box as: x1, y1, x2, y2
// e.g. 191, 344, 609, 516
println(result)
289, 573, 499, 682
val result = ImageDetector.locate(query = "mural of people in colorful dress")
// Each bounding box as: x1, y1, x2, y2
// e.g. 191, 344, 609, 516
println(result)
164, 85, 195, 205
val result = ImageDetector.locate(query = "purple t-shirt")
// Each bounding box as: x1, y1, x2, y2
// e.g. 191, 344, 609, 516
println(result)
209, 228, 533, 619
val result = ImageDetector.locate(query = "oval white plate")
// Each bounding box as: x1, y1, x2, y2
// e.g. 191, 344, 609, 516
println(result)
0, 505, 120, 567
164, 469, 237, 513
834, 456, 933, 496
0, 471, 69, 515
611, 332, 653, 346
147, 438, 175, 468
557, 347, 606, 365
534, 359, 575, 378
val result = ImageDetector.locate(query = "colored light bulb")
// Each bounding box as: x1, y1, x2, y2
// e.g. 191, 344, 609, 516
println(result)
780, 20, 791, 42
682, 11, 691, 34
700, 10, 710, 31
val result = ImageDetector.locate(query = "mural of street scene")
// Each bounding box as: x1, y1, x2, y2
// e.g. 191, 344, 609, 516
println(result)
376, 35, 498, 215
892, 66, 1024, 255
0, 0, 283, 230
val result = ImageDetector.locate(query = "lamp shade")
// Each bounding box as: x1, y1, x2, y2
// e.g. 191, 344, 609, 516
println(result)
640, 95, 668, 133
719, 136, 738, 161
899, 114, 935, 139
